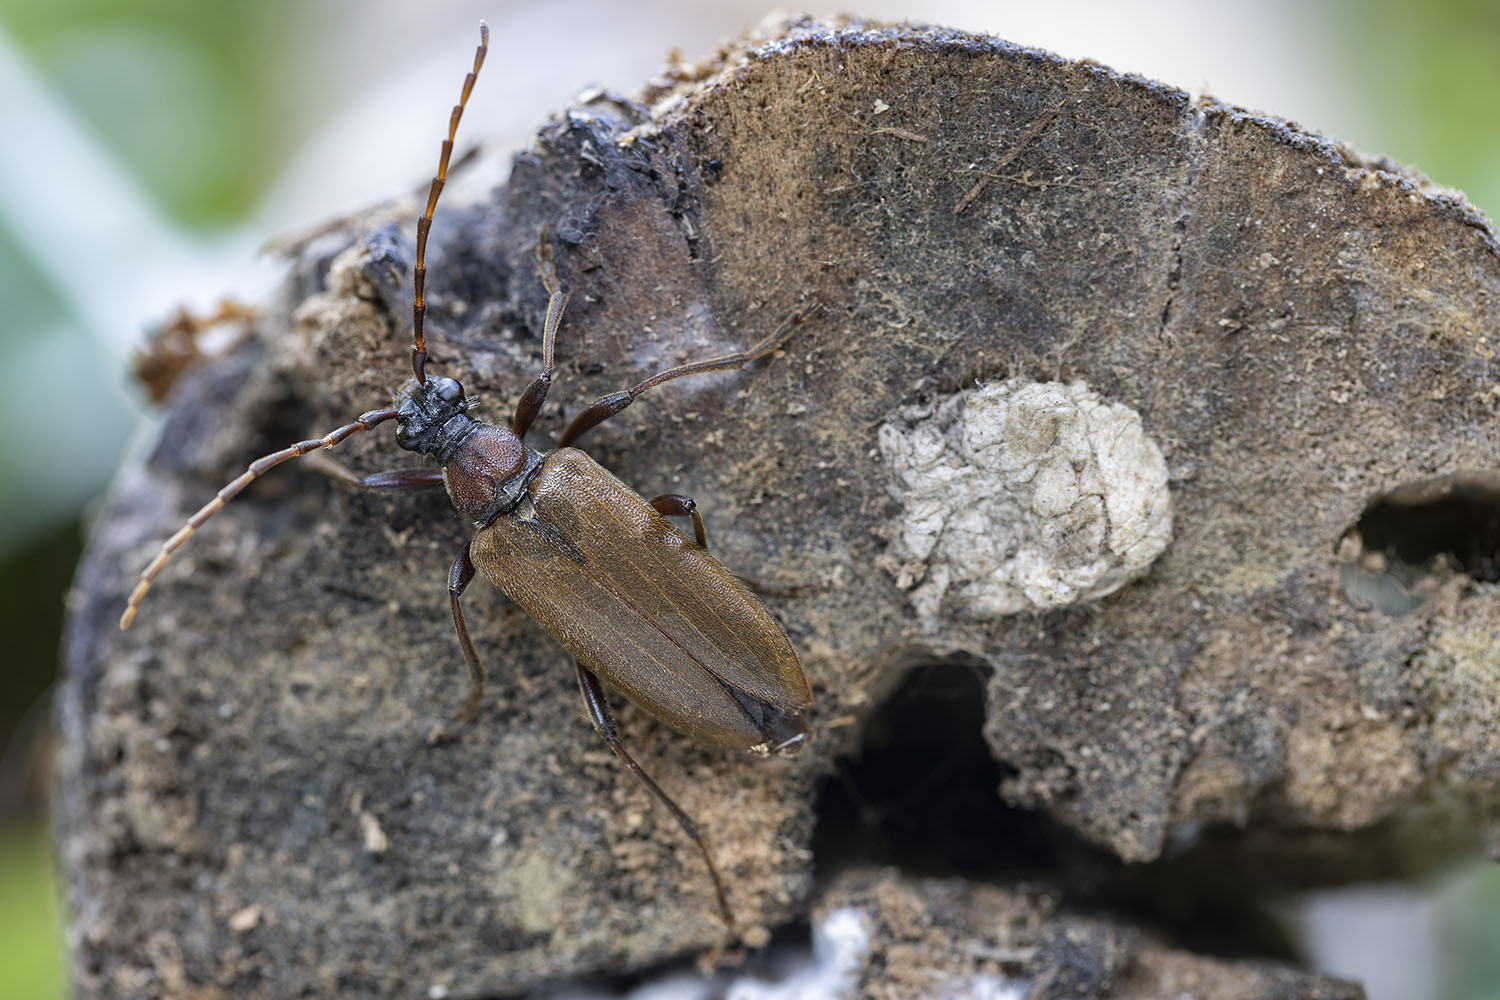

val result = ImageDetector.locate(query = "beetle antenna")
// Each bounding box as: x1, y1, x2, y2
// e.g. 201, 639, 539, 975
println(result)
412, 21, 490, 385
118, 408, 400, 630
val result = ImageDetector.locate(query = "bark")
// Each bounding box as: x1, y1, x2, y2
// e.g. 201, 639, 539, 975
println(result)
58, 15, 1498, 998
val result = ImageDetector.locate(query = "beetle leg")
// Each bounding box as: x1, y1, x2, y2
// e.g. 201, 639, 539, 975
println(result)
510, 281, 568, 440
649, 493, 707, 548
304, 451, 446, 492
574, 662, 735, 932
429, 543, 486, 744
558, 300, 819, 447
738, 577, 813, 598
510, 236, 571, 440
360, 468, 447, 491
651, 492, 810, 595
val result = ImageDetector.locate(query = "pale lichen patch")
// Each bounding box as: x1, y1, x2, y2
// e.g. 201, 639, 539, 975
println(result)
878, 379, 1173, 624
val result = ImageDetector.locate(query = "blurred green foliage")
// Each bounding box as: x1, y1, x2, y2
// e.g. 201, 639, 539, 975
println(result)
0, 522, 81, 784
0, 0, 324, 227
1328, 0, 1500, 220
1441, 861, 1500, 1000
0, 4, 324, 997
0, 825, 65, 1000
0, 230, 71, 556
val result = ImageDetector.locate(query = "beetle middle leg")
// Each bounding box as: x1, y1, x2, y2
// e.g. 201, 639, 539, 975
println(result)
575, 661, 735, 932
303, 455, 487, 742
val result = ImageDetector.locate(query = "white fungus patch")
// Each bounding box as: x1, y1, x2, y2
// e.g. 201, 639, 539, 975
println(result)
537, 907, 870, 1000
878, 379, 1172, 624
937, 974, 1031, 1000
725, 907, 870, 1000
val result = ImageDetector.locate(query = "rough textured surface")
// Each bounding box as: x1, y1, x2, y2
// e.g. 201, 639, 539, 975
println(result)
877, 379, 1173, 623
814, 869, 1365, 1000
58, 14, 1500, 998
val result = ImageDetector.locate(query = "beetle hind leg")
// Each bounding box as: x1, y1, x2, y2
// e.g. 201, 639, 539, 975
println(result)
429, 543, 487, 744
574, 662, 736, 934
649, 493, 707, 548
651, 492, 812, 597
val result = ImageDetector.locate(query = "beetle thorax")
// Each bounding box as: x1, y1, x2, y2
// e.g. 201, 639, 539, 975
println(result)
392, 376, 542, 526
442, 425, 543, 526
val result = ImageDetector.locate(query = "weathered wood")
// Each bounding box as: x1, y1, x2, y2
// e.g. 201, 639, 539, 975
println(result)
58, 15, 1500, 997
816, 869, 1365, 1000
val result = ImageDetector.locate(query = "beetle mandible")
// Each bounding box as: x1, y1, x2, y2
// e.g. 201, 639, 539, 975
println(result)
119, 21, 817, 934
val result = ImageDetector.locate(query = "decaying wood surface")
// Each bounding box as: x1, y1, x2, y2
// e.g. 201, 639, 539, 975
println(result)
59, 15, 1497, 998
816, 869, 1364, 1000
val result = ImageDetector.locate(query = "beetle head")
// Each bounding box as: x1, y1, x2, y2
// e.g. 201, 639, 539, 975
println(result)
394, 375, 467, 456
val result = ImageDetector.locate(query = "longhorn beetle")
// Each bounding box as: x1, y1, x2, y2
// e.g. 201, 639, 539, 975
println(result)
119, 22, 816, 934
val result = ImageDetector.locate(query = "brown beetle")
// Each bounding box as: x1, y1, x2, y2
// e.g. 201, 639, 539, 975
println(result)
119, 22, 815, 933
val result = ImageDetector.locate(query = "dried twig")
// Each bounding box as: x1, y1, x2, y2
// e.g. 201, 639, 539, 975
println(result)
954, 98, 1065, 213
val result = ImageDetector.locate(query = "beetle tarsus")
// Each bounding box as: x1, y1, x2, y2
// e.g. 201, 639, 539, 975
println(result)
303, 452, 447, 492
737, 574, 819, 598
512, 237, 569, 437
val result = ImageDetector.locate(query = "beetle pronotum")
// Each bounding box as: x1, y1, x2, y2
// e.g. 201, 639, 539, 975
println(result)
120, 22, 816, 934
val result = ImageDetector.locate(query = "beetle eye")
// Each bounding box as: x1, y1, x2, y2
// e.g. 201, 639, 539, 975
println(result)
434, 377, 464, 404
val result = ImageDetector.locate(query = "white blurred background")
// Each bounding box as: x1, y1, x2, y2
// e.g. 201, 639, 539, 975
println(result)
1, 2, 1496, 998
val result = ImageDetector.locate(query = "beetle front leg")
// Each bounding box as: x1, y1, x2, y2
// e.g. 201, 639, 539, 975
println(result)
429, 543, 486, 744
574, 662, 735, 933
361, 468, 447, 491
